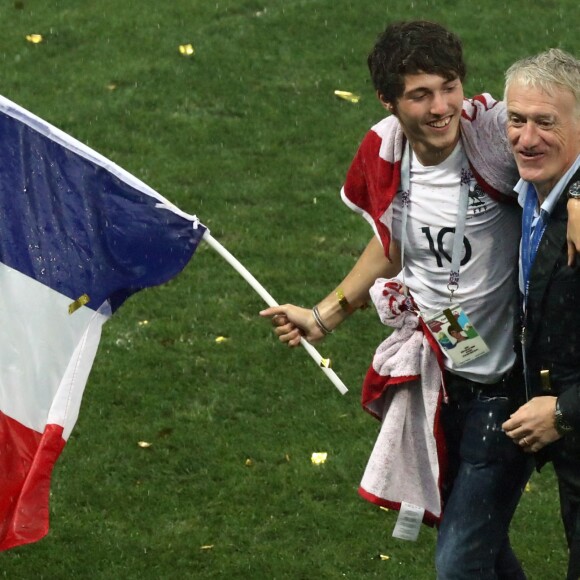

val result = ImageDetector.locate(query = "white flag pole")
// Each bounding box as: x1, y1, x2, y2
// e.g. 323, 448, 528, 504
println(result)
202, 231, 348, 395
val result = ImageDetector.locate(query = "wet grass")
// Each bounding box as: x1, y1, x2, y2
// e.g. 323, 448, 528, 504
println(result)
0, 0, 578, 578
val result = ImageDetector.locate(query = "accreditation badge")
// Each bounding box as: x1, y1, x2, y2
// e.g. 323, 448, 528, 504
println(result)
420, 304, 489, 366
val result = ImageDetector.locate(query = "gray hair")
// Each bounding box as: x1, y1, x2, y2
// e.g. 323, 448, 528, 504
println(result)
504, 48, 580, 115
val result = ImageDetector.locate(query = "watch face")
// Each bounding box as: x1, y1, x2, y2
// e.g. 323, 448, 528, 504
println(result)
556, 412, 574, 434
569, 181, 580, 198
555, 399, 574, 434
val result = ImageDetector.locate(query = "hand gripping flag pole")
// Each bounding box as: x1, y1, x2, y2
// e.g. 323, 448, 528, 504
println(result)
203, 232, 348, 395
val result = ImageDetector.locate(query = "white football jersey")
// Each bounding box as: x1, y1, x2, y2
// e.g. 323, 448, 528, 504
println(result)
391, 142, 520, 383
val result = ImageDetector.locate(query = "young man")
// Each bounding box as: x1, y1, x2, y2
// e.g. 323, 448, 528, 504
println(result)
261, 22, 579, 578
501, 49, 580, 580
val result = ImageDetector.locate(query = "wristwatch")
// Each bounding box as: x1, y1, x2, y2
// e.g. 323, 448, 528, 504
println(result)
554, 398, 574, 436
567, 181, 580, 199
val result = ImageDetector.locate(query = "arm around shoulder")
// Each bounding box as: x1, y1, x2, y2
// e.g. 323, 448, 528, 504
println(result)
567, 198, 580, 266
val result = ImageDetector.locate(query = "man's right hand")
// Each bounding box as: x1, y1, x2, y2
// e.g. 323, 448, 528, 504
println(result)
260, 305, 325, 347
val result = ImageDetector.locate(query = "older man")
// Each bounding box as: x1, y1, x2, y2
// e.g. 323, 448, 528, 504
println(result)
502, 49, 580, 580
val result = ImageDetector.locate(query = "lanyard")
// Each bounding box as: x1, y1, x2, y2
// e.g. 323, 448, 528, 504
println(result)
400, 142, 471, 301
521, 184, 548, 308
520, 184, 549, 402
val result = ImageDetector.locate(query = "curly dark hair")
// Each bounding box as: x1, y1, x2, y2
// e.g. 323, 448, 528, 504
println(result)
368, 21, 466, 104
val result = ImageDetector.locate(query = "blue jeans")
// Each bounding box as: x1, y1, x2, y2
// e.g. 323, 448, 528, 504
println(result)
435, 384, 533, 579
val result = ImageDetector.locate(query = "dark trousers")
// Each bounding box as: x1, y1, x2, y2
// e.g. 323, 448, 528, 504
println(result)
529, 365, 580, 579
435, 373, 533, 579
551, 434, 580, 580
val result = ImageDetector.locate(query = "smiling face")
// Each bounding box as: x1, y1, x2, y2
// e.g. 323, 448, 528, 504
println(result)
506, 81, 580, 201
384, 73, 464, 166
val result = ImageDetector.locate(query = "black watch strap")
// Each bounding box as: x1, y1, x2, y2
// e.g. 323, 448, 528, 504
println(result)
555, 398, 574, 435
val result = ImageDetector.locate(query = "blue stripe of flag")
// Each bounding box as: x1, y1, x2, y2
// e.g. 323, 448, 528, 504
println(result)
0, 106, 205, 312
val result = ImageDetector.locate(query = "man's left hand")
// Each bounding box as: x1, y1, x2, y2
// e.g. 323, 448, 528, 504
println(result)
502, 396, 561, 453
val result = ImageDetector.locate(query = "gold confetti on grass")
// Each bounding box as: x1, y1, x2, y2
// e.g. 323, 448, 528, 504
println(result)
311, 452, 328, 465
334, 90, 360, 103
179, 44, 195, 56
215, 336, 229, 344
137, 441, 152, 448
25, 34, 43, 44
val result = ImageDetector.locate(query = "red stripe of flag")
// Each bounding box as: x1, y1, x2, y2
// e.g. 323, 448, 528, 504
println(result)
0, 412, 65, 550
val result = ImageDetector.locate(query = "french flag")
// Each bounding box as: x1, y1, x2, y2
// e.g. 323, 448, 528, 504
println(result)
0, 95, 206, 550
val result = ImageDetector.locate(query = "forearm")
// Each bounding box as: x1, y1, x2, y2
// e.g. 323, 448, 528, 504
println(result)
261, 236, 401, 346
315, 236, 401, 332
568, 197, 580, 218
566, 198, 580, 265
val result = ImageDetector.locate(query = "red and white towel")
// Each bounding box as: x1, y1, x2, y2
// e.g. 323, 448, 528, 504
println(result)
358, 279, 446, 525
